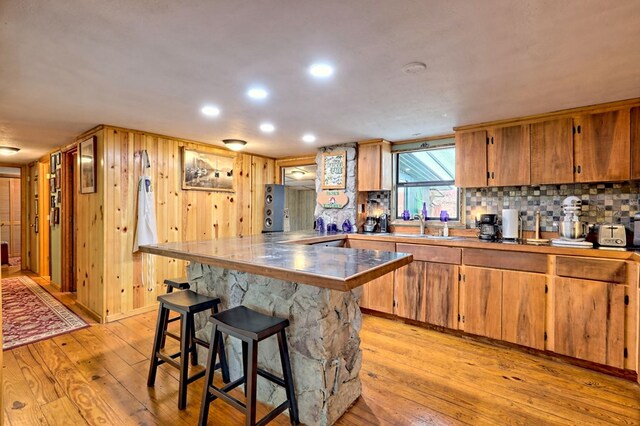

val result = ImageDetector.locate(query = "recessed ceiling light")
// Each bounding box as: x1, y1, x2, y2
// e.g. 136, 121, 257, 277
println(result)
201, 105, 220, 117
402, 62, 427, 74
412, 133, 422, 137
223, 139, 247, 151
247, 88, 268, 99
309, 63, 334, 78
442, 113, 448, 118
260, 123, 275, 133
302, 134, 316, 143
0, 146, 20, 156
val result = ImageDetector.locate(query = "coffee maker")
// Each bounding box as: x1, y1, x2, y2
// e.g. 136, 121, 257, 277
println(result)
478, 214, 499, 241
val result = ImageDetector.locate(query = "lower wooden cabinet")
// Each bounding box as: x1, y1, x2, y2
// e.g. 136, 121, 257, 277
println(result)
460, 266, 502, 340
394, 261, 425, 320
361, 272, 395, 314
553, 277, 626, 368
424, 263, 459, 329
501, 271, 546, 350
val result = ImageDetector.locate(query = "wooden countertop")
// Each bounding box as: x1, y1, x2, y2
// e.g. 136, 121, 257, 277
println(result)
138, 232, 412, 291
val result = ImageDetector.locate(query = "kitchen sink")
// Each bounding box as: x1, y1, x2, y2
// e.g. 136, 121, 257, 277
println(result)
423, 235, 456, 240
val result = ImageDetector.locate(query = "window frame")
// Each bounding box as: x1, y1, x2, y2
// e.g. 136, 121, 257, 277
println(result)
394, 144, 461, 222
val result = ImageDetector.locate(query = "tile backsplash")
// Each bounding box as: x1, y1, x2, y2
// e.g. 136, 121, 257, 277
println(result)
464, 182, 640, 232
367, 191, 391, 214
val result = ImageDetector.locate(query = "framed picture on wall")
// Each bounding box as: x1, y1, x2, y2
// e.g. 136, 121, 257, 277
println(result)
321, 151, 347, 189
80, 136, 97, 194
55, 169, 61, 189
181, 148, 235, 192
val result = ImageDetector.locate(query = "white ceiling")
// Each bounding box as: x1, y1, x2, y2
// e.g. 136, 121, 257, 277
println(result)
283, 165, 317, 190
2, 1, 640, 164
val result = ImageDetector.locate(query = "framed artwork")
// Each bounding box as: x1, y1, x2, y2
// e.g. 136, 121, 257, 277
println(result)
53, 207, 60, 225
182, 148, 235, 192
321, 151, 347, 189
50, 195, 56, 208
80, 136, 97, 194
50, 154, 56, 173
55, 169, 61, 189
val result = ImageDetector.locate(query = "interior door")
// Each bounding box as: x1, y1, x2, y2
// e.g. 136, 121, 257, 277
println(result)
28, 165, 39, 272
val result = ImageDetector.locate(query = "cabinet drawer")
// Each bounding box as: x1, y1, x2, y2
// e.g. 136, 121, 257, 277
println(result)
347, 239, 396, 252
463, 248, 547, 273
396, 243, 461, 264
556, 256, 627, 283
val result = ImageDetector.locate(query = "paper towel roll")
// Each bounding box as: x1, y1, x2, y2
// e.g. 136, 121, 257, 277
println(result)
502, 209, 519, 240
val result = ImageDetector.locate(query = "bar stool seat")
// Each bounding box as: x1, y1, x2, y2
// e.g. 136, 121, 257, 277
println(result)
164, 277, 190, 293
148, 290, 230, 410
199, 305, 299, 426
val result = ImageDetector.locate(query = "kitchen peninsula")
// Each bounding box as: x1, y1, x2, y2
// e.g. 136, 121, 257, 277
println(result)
139, 232, 412, 426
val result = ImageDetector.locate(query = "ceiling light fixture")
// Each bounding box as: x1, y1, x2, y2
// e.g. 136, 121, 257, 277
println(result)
302, 134, 316, 143
260, 123, 275, 133
201, 105, 220, 117
309, 63, 334, 78
247, 88, 268, 99
290, 170, 306, 179
402, 62, 427, 74
0, 146, 20, 156
223, 139, 247, 151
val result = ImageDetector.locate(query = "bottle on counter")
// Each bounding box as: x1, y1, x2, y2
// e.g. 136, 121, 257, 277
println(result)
634, 212, 640, 246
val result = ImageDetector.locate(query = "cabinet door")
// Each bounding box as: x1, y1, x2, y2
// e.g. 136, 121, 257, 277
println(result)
574, 109, 631, 182
424, 263, 459, 329
488, 124, 531, 186
530, 118, 574, 184
357, 142, 391, 191
455, 130, 487, 188
631, 106, 640, 180
460, 266, 502, 339
553, 277, 626, 368
394, 261, 426, 320
362, 272, 395, 314
501, 271, 546, 350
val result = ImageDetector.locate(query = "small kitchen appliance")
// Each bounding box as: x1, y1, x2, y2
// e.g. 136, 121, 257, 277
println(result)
378, 213, 389, 233
363, 216, 377, 233
551, 196, 593, 248
478, 214, 499, 241
501, 209, 519, 240
597, 224, 627, 247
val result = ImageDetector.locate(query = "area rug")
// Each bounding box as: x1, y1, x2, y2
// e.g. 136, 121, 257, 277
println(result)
8, 256, 21, 267
2, 276, 89, 350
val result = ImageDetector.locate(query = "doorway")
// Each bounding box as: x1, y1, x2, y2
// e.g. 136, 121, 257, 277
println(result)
60, 148, 76, 292
0, 166, 22, 271
282, 165, 316, 231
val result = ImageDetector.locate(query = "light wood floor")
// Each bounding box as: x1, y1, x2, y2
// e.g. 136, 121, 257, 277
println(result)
2, 273, 640, 425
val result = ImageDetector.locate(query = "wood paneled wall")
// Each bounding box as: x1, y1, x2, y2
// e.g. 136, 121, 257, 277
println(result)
75, 125, 275, 322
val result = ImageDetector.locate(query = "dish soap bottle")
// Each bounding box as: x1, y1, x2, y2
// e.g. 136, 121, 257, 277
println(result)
440, 210, 449, 237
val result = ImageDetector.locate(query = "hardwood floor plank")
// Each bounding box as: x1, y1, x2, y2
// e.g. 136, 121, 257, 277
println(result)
31, 339, 128, 425
11, 346, 64, 405
40, 397, 89, 426
2, 351, 50, 425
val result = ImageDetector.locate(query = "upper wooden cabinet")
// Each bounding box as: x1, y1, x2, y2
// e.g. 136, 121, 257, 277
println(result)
487, 124, 531, 186
357, 139, 392, 191
631, 106, 640, 180
530, 118, 574, 184
455, 130, 487, 188
574, 109, 631, 183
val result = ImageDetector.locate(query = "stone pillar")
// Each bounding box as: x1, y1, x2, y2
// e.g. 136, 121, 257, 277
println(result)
188, 263, 363, 426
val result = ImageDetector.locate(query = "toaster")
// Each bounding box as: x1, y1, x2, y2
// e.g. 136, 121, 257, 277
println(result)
597, 224, 627, 247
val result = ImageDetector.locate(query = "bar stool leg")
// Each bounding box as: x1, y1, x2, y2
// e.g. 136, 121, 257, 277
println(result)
218, 336, 231, 383
198, 324, 220, 426
178, 313, 191, 410
277, 330, 299, 425
241, 340, 249, 397
147, 304, 169, 387
189, 313, 199, 366
245, 340, 258, 426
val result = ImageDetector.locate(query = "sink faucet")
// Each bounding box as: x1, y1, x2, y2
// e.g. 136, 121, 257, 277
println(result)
414, 214, 426, 235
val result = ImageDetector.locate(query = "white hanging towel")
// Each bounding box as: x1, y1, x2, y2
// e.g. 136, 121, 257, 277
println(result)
133, 174, 158, 252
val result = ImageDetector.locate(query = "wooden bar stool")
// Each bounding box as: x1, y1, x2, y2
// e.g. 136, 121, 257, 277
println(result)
147, 290, 230, 410
162, 277, 191, 347
198, 305, 299, 426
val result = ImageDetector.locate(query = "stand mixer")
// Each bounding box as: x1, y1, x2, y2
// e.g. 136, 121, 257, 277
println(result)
551, 196, 593, 248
